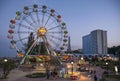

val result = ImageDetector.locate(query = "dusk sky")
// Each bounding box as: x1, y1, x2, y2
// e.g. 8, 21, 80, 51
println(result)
0, 0, 120, 57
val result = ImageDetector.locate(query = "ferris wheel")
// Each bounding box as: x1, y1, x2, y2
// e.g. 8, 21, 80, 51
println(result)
7, 4, 68, 64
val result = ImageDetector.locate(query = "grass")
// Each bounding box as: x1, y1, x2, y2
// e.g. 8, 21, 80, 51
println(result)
107, 74, 120, 80
102, 74, 120, 81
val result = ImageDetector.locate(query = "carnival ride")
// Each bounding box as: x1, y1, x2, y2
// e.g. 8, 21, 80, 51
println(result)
7, 4, 68, 66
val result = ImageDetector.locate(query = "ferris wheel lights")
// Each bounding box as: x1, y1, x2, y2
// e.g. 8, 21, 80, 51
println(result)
10, 20, 16, 24
17, 53, 24, 57
8, 29, 14, 34
37, 27, 47, 37
16, 11, 21, 16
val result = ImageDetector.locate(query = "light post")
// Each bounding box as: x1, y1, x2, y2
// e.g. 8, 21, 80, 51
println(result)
114, 54, 119, 75
71, 62, 73, 75
106, 62, 108, 74
3, 58, 8, 78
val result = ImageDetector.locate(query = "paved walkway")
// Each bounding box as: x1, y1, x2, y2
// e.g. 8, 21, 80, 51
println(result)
0, 69, 93, 81
1, 66, 119, 81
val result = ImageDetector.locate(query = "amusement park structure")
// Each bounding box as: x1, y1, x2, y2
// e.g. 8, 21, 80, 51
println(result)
7, 4, 69, 67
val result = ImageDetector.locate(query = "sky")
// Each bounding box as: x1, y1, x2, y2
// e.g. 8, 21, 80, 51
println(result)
0, 0, 120, 57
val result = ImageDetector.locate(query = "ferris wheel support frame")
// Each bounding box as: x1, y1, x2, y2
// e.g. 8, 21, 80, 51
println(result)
18, 37, 38, 66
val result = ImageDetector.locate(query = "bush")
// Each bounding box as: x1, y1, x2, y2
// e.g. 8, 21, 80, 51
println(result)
102, 73, 120, 81
26, 73, 46, 78
107, 75, 120, 80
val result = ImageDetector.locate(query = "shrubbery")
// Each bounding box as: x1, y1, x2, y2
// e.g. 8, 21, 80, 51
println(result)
26, 73, 46, 78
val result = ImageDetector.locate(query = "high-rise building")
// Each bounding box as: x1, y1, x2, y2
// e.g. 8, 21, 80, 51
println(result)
82, 29, 107, 54
67, 36, 71, 53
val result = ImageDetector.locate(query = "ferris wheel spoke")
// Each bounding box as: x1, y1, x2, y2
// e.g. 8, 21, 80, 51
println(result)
44, 15, 51, 27
35, 12, 41, 26
20, 37, 39, 65
47, 25, 61, 30
44, 36, 57, 51
24, 17, 36, 28
42, 36, 51, 55
16, 31, 34, 34
16, 23, 35, 31
47, 31, 62, 34
29, 13, 38, 26
47, 36, 60, 47
38, 38, 43, 54
16, 36, 28, 42
42, 13, 45, 26
47, 34, 62, 41
12, 44, 21, 53
46, 20, 57, 28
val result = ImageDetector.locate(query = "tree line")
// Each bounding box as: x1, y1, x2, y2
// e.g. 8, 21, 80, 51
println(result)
108, 45, 120, 55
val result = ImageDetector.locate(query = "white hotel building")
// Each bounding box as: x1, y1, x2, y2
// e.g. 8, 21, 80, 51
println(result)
82, 29, 107, 54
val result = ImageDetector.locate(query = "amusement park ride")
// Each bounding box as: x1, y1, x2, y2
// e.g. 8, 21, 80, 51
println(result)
7, 4, 69, 67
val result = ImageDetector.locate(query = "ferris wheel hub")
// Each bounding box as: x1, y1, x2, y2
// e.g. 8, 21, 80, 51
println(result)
37, 27, 47, 37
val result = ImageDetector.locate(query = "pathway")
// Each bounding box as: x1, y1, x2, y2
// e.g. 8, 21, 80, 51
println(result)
0, 69, 93, 81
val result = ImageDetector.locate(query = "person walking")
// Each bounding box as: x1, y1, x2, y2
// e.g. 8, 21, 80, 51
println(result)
98, 75, 102, 81
46, 70, 51, 79
94, 75, 97, 81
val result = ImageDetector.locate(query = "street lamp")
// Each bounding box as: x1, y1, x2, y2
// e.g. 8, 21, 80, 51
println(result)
3, 58, 8, 78
81, 57, 84, 60
4, 58, 8, 63
106, 62, 108, 73
71, 62, 74, 75
115, 66, 118, 75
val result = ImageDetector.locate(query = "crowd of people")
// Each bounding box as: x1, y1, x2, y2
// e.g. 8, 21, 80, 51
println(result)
87, 66, 103, 81
46, 68, 58, 80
